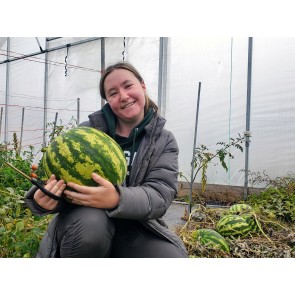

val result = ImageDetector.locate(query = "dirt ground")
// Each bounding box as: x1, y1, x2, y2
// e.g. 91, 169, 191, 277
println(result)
176, 181, 263, 205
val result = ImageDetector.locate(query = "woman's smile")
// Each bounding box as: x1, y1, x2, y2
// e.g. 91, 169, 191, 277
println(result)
122, 101, 135, 109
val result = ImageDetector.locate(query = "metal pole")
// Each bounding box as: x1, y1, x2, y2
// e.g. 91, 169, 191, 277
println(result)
101, 37, 105, 109
228, 37, 233, 184
46, 37, 62, 42
244, 37, 253, 200
162, 38, 168, 118
35, 37, 44, 52
19, 107, 25, 152
158, 38, 164, 114
77, 98, 80, 125
4, 37, 10, 144
189, 82, 202, 213
43, 39, 49, 147
158, 37, 168, 117
0, 37, 102, 65
0, 107, 3, 141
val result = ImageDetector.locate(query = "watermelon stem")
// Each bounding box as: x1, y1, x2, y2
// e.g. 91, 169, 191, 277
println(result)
180, 205, 205, 235
250, 212, 274, 245
258, 217, 290, 231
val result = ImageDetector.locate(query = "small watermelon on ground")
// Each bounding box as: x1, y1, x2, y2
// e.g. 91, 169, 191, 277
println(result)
216, 214, 251, 237
192, 228, 230, 253
228, 203, 254, 215
42, 127, 127, 186
241, 213, 259, 233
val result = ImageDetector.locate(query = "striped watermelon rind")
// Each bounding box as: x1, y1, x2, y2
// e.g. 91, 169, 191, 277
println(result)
228, 204, 254, 215
192, 228, 230, 253
241, 213, 259, 233
216, 214, 251, 237
43, 127, 127, 186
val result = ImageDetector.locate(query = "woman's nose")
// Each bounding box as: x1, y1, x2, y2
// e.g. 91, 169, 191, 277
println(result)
119, 89, 129, 100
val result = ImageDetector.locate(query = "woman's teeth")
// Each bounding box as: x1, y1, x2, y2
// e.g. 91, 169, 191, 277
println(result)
122, 102, 135, 109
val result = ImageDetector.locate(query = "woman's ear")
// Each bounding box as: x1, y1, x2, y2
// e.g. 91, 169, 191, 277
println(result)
141, 81, 147, 92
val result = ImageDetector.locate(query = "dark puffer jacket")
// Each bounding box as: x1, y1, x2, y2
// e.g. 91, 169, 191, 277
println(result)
25, 110, 188, 257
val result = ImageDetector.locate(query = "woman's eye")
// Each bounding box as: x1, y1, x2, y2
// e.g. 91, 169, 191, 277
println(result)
110, 92, 117, 96
126, 84, 132, 88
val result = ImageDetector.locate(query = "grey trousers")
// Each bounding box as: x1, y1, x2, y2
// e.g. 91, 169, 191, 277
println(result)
55, 206, 187, 258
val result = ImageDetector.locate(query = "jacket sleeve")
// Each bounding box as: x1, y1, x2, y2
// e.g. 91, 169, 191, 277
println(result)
24, 185, 69, 216
107, 130, 179, 221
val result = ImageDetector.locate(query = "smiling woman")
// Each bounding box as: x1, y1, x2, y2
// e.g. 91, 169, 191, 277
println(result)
25, 61, 188, 258
104, 69, 146, 136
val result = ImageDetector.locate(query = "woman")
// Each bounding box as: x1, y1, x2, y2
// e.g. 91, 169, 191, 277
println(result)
25, 62, 188, 258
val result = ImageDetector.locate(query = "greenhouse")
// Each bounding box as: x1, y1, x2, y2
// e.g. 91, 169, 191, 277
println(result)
0, 37, 294, 259
1, 37, 295, 188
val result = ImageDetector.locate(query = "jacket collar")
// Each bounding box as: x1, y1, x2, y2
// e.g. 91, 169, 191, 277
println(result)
87, 105, 166, 141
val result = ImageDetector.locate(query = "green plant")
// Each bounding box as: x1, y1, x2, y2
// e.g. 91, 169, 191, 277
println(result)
247, 170, 295, 192
179, 133, 245, 193
45, 116, 77, 143
0, 140, 51, 257
0, 118, 78, 257
0, 186, 51, 257
245, 171, 295, 223
247, 186, 295, 223
0, 143, 34, 192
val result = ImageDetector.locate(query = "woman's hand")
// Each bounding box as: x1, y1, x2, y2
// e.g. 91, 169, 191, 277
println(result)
34, 174, 66, 210
63, 173, 120, 209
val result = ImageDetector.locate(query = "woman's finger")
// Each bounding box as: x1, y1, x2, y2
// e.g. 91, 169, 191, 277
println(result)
46, 174, 56, 184
66, 182, 95, 194
47, 179, 66, 195
35, 178, 64, 201
42, 182, 67, 206
92, 173, 111, 186
35, 180, 57, 199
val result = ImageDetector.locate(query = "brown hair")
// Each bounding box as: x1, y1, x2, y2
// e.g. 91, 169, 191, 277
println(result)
99, 62, 158, 114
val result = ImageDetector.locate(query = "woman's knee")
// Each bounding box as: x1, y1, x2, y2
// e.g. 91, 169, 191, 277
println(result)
57, 206, 114, 257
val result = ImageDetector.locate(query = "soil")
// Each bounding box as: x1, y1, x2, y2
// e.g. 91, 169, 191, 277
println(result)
176, 181, 263, 206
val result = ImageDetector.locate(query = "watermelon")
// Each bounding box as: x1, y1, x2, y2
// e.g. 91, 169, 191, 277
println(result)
42, 127, 127, 186
228, 203, 254, 215
241, 213, 259, 233
192, 228, 230, 253
216, 214, 251, 237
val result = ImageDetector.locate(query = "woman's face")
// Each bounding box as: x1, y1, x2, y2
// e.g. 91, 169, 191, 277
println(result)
104, 69, 146, 126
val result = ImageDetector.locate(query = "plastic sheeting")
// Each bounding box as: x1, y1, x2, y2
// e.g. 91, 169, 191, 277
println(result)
1, 37, 295, 187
